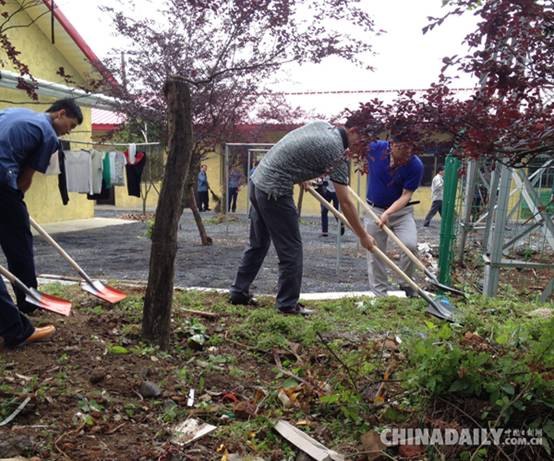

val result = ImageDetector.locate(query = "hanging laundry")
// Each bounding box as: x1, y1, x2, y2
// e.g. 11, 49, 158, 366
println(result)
110, 151, 126, 186
89, 150, 104, 195
64, 150, 91, 193
124, 150, 146, 197
57, 147, 69, 205
45, 151, 61, 175
127, 143, 136, 164
102, 152, 112, 189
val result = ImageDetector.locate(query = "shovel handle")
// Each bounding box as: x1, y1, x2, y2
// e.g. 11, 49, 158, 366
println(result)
346, 186, 429, 275
29, 216, 94, 286
307, 186, 421, 294
0, 264, 34, 296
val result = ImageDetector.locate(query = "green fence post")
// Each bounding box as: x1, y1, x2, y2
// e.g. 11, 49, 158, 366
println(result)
438, 153, 461, 285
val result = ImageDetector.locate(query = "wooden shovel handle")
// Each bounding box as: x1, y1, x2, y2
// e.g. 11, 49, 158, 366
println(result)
307, 186, 421, 293
28, 216, 94, 285
346, 186, 429, 275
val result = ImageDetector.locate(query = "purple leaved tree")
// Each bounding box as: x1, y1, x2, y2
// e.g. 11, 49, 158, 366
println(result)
102, 0, 379, 348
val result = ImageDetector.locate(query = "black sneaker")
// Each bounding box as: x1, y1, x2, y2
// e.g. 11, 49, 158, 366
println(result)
399, 285, 417, 298
278, 303, 313, 316
229, 292, 259, 307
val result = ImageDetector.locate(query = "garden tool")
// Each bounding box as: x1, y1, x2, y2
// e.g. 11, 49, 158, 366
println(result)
307, 186, 457, 322
0, 263, 71, 316
347, 186, 466, 298
29, 217, 127, 304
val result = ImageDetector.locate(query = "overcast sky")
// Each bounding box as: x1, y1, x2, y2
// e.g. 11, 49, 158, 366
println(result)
55, 0, 478, 117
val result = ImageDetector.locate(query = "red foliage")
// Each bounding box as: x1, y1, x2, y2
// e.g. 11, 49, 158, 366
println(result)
346, 0, 554, 169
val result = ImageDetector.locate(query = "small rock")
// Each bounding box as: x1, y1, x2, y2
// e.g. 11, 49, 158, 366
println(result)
139, 381, 162, 398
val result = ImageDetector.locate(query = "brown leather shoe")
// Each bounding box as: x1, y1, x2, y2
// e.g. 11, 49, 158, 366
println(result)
24, 325, 56, 344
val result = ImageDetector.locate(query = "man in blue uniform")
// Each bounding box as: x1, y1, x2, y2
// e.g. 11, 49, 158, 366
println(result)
0, 98, 82, 348
365, 133, 424, 297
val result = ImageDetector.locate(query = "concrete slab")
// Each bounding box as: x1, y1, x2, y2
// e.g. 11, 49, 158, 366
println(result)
35, 277, 407, 300
32, 217, 135, 235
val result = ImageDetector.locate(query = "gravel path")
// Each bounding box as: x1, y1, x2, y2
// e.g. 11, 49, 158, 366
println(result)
21, 209, 442, 294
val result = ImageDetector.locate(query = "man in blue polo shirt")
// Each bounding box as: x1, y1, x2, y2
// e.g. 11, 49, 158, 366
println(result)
365, 133, 424, 297
0, 99, 82, 348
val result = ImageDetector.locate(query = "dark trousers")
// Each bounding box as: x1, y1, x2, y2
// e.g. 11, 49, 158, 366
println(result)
0, 185, 36, 346
321, 190, 339, 233
230, 183, 302, 310
228, 187, 238, 212
198, 190, 209, 211
424, 200, 443, 225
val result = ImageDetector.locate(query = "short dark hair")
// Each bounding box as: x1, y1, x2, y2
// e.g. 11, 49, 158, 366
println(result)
438, 165, 445, 172
46, 98, 83, 124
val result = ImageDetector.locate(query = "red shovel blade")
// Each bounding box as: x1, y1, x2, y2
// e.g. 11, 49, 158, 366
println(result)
26, 288, 71, 316
81, 280, 127, 304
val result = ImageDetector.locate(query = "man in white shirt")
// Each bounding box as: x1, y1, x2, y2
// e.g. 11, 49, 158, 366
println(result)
423, 166, 444, 227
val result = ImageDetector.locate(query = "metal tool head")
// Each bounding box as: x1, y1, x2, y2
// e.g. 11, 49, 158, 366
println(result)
81, 280, 127, 304
26, 288, 71, 316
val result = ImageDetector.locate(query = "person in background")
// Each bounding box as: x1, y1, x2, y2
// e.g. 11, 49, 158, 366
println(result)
423, 165, 444, 227
365, 132, 424, 297
228, 165, 243, 212
197, 164, 210, 211
0, 98, 83, 348
229, 121, 375, 316
318, 175, 344, 237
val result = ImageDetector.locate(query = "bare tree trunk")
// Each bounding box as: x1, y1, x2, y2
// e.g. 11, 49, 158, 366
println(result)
142, 77, 193, 350
181, 152, 213, 245
190, 185, 212, 245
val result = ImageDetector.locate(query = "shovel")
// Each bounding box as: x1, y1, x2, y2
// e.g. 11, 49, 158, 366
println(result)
307, 186, 456, 322
0, 264, 71, 316
29, 217, 127, 304
347, 186, 466, 298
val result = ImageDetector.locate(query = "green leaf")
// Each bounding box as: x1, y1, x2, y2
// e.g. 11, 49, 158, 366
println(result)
501, 384, 515, 395
108, 345, 129, 355
449, 380, 468, 393
544, 420, 554, 439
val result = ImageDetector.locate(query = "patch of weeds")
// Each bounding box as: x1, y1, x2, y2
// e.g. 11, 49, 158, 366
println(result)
57, 352, 70, 365
145, 218, 155, 239
118, 295, 145, 320
120, 323, 141, 337
159, 401, 187, 423
75, 397, 105, 427
124, 402, 140, 418
218, 416, 293, 454
175, 367, 191, 385
400, 316, 554, 454
319, 384, 368, 427
228, 366, 249, 379
107, 343, 130, 355
82, 304, 105, 315
40, 282, 78, 298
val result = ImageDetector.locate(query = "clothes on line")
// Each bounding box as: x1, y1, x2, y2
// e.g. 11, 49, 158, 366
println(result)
51, 149, 145, 203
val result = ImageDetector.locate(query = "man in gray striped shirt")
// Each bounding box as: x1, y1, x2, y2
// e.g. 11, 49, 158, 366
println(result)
229, 121, 375, 315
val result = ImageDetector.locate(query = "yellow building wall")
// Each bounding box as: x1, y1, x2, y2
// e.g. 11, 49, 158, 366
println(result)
113, 183, 161, 210
0, 2, 97, 223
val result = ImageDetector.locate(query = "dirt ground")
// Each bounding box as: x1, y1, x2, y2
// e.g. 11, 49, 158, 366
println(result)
26, 209, 443, 294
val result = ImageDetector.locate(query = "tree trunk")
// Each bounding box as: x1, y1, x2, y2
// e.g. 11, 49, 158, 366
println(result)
142, 77, 193, 350
190, 185, 212, 245
181, 153, 213, 245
